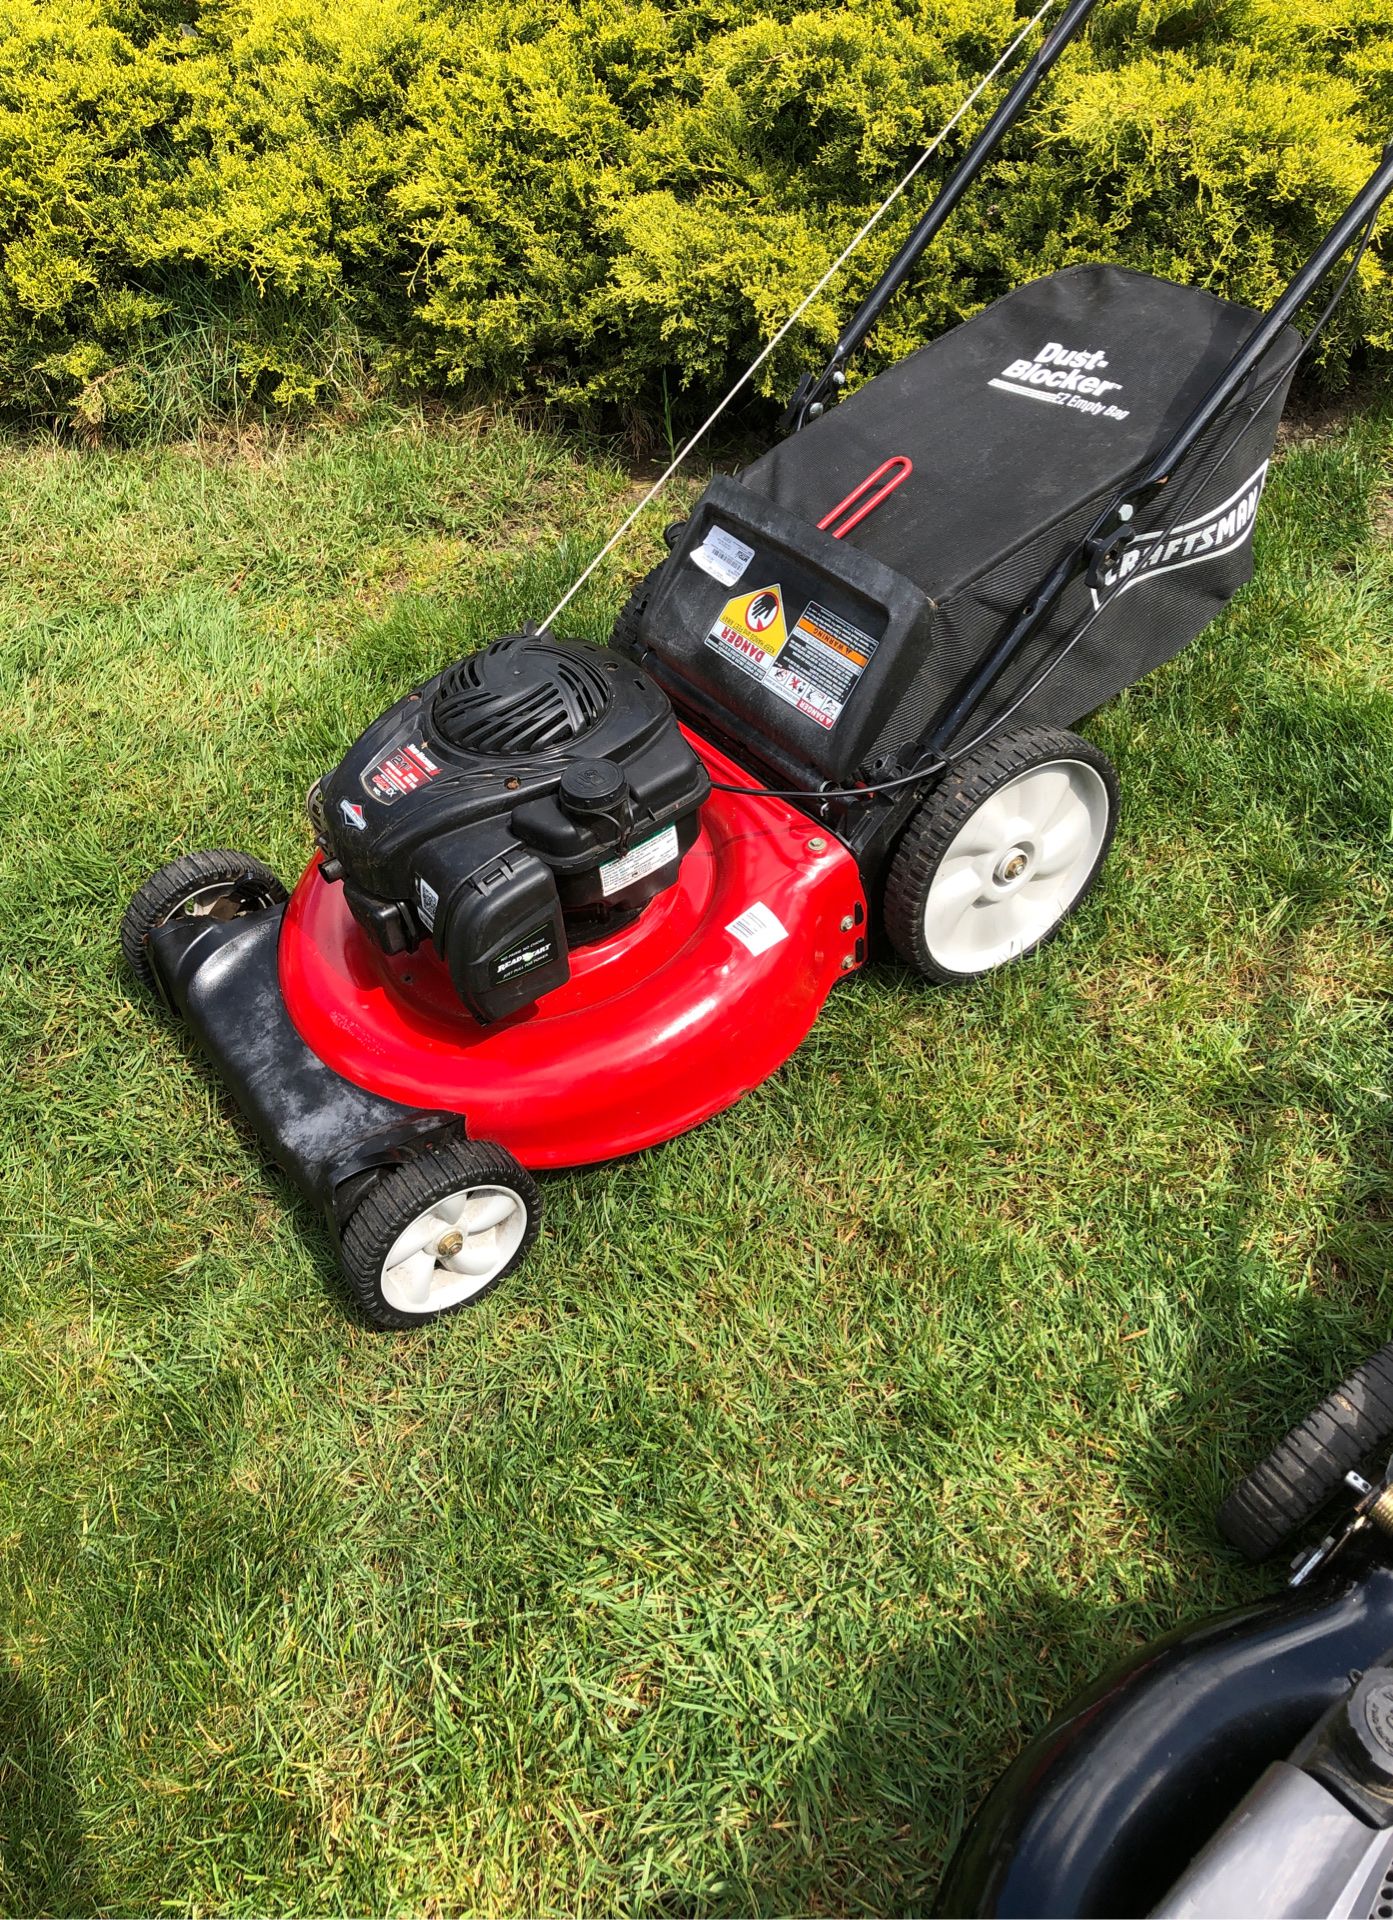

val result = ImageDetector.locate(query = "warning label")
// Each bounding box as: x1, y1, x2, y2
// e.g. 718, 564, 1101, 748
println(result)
363, 739, 443, 805
705, 588, 878, 730
706, 584, 788, 673
772, 602, 878, 729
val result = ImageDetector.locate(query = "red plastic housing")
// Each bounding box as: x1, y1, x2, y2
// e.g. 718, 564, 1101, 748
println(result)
279, 730, 867, 1169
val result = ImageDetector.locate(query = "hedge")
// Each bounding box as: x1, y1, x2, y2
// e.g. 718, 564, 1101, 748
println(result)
0, 0, 1387, 436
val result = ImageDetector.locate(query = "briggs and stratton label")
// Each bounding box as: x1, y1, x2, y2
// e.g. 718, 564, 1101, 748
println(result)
690, 525, 755, 588
989, 340, 1131, 424
416, 876, 439, 931
1090, 462, 1270, 608
598, 824, 680, 898
491, 919, 559, 984
706, 588, 878, 730
362, 739, 442, 804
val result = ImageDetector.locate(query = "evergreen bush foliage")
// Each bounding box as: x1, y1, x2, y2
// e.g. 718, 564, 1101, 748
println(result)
0, 0, 1385, 434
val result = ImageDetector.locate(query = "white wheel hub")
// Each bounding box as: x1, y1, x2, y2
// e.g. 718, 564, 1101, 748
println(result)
380, 1184, 527, 1315
922, 758, 1110, 975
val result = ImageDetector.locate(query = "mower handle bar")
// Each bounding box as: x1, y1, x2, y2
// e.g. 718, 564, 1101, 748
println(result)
784, 0, 1103, 432
917, 138, 1393, 759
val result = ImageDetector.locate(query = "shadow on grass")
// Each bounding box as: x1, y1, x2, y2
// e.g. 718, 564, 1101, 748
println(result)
678, 1585, 1144, 1918
699, 911, 1388, 1917
1117, 873, 1393, 1553
0, 1669, 99, 1918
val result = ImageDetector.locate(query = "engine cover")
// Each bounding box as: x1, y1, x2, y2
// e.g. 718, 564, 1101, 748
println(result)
314, 632, 710, 1023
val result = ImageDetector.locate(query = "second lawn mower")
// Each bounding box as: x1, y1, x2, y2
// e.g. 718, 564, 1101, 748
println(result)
123, 0, 1393, 1325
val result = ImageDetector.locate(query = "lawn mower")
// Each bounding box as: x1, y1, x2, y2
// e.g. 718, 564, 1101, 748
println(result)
940, 1353, 1393, 1919
121, 0, 1393, 1327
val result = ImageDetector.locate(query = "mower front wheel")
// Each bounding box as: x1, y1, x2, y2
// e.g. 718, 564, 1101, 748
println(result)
121, 848, 288, 993
884, 726, 1118, 984
340, 1138, 541, 1330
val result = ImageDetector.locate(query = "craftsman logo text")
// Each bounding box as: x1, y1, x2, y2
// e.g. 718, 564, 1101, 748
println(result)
1091, 463, 1270, 607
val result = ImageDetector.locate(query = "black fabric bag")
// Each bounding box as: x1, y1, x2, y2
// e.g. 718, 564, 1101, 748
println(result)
641, 265, 1299, 775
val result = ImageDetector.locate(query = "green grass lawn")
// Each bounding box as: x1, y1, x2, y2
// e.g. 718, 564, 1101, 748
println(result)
1, 397, 1390, 1916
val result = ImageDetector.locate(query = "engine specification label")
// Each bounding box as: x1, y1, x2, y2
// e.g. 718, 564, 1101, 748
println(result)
598, 823, 679, 898
707, 589, 878, 731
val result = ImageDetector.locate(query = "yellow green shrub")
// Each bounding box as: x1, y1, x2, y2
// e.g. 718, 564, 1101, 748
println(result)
0, 0, 1384, 435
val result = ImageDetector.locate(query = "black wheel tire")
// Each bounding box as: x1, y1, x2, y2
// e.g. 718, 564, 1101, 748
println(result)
339, 1138, 541, 1331
882, 725, 1119, 985
1217, 1345, 1393, 1561
121, 849, 288, 993
610, 564, 666, 653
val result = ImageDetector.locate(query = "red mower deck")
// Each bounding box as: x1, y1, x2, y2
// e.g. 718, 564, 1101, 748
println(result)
280, 732, 866, 1167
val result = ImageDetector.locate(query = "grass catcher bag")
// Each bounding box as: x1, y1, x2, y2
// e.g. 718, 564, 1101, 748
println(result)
640, 265, 1300, 780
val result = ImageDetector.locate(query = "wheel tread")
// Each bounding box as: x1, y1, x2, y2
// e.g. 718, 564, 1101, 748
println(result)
339, 1138, 541, 1330
1218, 1345, 1393, 1560
121, 848, 286, 991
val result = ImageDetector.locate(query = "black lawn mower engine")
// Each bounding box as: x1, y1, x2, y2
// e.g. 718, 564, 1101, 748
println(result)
313, 633, 709, 1023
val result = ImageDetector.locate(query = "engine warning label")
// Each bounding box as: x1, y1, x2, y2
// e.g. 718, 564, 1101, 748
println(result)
707, 588, 877, 730
362, 739, 442, 805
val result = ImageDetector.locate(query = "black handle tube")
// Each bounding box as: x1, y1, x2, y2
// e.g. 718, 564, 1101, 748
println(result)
919, 139, 1393, 758
918, 518, 1093, 756
833, 0, 1101, 367
1134, 139, 1393, 491
788, 0, 1102, 428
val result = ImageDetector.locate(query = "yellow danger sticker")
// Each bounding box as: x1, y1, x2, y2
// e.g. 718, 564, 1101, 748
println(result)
712, 584, 787, 659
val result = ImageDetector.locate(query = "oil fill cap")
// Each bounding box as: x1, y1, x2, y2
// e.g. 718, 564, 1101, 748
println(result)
1350, 1672, 1393, 1783
558, 759, 627, 816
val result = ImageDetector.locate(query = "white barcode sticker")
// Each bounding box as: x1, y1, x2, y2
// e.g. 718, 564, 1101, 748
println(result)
690, 526, 755, 588
598, 824, 680, 898
726, 901, 788, 956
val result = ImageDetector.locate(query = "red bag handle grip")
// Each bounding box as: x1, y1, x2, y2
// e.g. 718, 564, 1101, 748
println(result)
817, 455, 913, 539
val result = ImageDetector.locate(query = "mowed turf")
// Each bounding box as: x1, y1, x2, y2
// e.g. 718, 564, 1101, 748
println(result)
0, 397, 1390, 1916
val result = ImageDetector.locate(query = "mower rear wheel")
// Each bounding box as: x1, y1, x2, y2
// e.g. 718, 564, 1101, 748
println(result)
884, 726, 1117, 984
611, 564, 665, 654
1217, 1344, 1393, 1562
340, 1138, 541, 1330
121, 848, 288, 993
